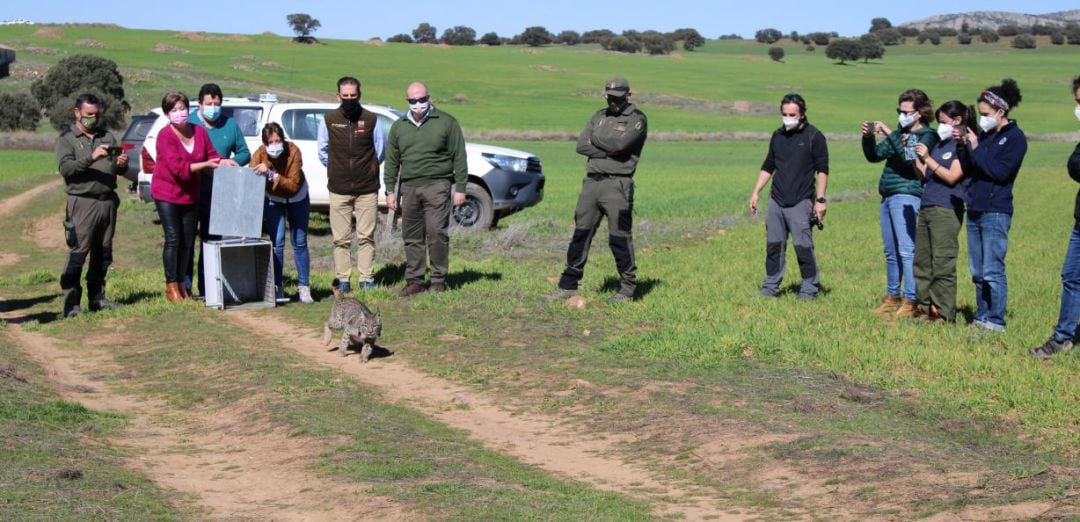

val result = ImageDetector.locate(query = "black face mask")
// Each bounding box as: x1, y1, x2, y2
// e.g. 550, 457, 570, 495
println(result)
341, 98, 361, 118
606, 95, 628, 114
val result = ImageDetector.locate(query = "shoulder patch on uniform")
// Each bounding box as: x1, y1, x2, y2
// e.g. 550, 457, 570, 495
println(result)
998, 137, 1008, 146
634, 121, 642, 130
942, 152, 953, 160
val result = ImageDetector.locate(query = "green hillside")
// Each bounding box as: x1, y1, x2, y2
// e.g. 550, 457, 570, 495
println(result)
2, 25, 1079, 134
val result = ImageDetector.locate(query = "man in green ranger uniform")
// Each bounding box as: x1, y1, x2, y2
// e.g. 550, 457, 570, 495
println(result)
56, 93, 128, 318
546, 76, 648, 304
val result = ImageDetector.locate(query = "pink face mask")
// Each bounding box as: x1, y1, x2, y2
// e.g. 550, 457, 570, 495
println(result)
169, 109, 188, 126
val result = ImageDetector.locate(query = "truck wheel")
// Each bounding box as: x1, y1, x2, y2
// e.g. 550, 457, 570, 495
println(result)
452, 182, 494, 230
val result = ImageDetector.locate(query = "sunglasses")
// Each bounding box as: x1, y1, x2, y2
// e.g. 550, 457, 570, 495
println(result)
407, 95, 430, 105
896, 108, 917, 115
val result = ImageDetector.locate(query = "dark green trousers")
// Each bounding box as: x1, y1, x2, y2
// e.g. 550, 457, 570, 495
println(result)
60, 193, 118, 313
558, 174, 636, 296
914, 205, 963, 321
401, 179, 452, 285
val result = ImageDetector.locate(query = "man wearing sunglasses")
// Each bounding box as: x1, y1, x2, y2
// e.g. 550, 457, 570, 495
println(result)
318, 76, 386, 293
544, 75, 649, 305
384, 82, 467, 297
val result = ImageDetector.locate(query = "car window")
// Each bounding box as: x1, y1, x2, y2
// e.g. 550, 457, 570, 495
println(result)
122, 116, 158, 142
221, 107, 263, 137
280, 108, 329, 141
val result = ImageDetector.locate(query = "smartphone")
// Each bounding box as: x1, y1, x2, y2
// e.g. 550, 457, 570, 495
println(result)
106, 146, 123, 157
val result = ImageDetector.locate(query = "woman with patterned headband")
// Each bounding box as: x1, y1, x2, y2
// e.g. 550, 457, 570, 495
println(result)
961, 78, 1028, 334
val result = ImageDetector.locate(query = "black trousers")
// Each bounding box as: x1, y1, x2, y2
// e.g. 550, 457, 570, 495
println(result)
155, 200, 197, 284
188, 184, 220, 295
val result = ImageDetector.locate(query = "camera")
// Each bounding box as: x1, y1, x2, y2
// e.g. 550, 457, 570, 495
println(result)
902, 134, 917, 161
106, 146, 123, 157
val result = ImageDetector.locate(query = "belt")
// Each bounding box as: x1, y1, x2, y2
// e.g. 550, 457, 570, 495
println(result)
586, 173, 630, 179
71, 191, 118, 201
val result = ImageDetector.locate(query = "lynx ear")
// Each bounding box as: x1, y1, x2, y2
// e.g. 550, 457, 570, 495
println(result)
374, 308, 381, 318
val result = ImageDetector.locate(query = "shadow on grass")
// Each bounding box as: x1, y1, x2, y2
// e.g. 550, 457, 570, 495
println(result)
0, 293, 58, 313
372, 265, 503, 290
374, 263, 406, 286
957, 305, 976, 324
332, 343, 394, 361
447, 269, 502, 289
3, 311, 60, 325
600, 277, 660, 300
120, 290, 163, 307
776, 283, 831, 299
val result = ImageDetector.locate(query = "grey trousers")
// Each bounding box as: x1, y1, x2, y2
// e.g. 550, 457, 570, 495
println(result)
763, 198, 818, 298
61, 193, 118, 311
401, 179, 452, 284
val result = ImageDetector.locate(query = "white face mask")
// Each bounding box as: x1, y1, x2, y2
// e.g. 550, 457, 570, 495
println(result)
978, 115, 999, 133
898, 112, 917, 129
266, 143, 284, 158
409, 101, 430, 118
1074, 107, 1080, 123
937, 123, 954, 141
782, 116, 800, 131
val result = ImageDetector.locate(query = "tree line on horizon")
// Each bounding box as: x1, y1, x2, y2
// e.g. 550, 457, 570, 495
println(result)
754, 17, 1080, 64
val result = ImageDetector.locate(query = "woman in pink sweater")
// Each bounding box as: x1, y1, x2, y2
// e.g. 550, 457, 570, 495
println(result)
152, 91, 236, 301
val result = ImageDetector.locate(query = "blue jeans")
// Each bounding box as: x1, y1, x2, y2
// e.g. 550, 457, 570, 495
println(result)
967, 211, 1011, 329
1053, 222, 1080, 341
879, 194, 920, 300
264, 195, 310, 288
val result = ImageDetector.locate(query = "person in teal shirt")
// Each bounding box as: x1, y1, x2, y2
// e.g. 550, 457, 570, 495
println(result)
186, 83, 251, 297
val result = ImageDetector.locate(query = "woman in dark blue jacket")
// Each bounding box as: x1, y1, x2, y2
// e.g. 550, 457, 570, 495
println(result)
962, 79, 1027, 333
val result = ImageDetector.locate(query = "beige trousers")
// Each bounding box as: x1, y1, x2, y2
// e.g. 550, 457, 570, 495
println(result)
329, 192, 377, 283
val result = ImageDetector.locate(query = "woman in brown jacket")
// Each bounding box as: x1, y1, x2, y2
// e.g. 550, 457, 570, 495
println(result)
252, 122, 313, 303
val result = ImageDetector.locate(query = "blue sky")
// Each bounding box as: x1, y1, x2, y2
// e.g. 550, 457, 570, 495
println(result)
5, 1, 1078, 40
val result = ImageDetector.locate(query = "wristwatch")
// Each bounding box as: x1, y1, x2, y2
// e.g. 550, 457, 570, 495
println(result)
815, 197, 827, 204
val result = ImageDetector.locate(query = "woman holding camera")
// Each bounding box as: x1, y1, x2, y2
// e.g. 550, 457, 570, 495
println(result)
912, 101, 973, 322
151, 91, 237, 302
251, 122, 313, 304
963, 79, 1027, 333
862, 89, 939, 318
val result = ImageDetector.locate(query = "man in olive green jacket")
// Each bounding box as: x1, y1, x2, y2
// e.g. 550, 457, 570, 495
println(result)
384, 81, 467, 297
545, 76, 648, 304
56, 93, 128, 318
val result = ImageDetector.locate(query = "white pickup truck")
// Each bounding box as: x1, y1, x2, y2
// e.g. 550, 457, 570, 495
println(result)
137, 94, 545, 229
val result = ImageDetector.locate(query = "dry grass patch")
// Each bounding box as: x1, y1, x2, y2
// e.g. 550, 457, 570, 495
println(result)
153, 43, 189, 54
74, 39, 107, 49
174, 32, 250, 42
32, 28, 62, 39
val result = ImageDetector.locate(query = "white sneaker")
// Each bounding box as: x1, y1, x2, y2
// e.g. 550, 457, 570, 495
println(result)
298, 285, 314, 304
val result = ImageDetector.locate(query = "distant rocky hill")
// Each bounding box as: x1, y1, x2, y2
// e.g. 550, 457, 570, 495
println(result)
901, 10, 1080, 31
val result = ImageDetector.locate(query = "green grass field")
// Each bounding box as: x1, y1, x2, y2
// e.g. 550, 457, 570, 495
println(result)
0, 25, 1077, 519
1, 26, 1079, 134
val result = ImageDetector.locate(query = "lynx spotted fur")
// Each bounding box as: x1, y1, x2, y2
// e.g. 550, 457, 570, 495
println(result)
323, 279, 382, 363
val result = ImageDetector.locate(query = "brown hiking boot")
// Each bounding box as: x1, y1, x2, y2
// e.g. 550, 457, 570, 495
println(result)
927, 304, 946, 322
871, 294, 901, 315
893, 299, 917, 318
398, 281, 427, 298
428, 282, 447, 293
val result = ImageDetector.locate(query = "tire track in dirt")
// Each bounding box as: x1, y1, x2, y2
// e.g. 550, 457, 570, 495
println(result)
2, 322, 414, 521
0, 179, 63, 269
0, 178, 61, 217
228, 311, 746, 521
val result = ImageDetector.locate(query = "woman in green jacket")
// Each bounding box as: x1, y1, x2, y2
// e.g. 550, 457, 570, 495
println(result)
862, 89, 939, 317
